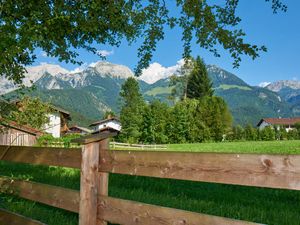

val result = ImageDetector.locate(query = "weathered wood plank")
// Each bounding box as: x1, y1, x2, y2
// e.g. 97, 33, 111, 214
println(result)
72, 131, 118, 144
0, 145, 81, 168
97, 196, 264, 225
0, 208, 47, 225
0, 176, 80, 213
99, 150, 300, 190
79, 141, 100, 225
97, 139, 110, 225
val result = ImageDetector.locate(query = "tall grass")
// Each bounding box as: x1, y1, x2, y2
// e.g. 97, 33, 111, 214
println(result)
2, 140, 300, 225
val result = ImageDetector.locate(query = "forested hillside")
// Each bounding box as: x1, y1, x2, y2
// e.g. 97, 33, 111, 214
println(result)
2, 62, 297, 126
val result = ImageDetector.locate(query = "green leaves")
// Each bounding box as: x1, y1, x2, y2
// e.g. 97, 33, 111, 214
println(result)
8, 96, 51, 129
0, 0, 287, 84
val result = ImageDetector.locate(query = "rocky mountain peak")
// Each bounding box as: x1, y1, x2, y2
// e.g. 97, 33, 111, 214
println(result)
26, 63, 69, 77
0, 63, 69, 95
266, 80, 300, 92
207, 65, 228, 79
91, 61, 134, 79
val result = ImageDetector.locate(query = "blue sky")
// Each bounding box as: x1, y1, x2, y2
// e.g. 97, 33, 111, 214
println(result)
35, 0, 299, 86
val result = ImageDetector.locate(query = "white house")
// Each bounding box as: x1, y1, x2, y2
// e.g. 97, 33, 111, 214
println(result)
43, 106, 71, 138
257, 117, 300, 132
90, 117, 121, 133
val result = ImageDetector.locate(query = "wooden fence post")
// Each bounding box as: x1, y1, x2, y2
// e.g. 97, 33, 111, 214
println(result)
73, 131, 118, 225
98, 137, 109, 225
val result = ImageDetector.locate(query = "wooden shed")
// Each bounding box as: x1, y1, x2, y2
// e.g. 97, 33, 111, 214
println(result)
0, 120, 44, 146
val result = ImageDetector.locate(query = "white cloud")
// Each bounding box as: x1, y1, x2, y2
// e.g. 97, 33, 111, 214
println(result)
69, 63, 88, 74
68, 61, 101, 73
88, 62, 98, 68
96, 49, 114, 57
258, 82, 271, 88
139, 59, 185, 84
292, 76, 298, 81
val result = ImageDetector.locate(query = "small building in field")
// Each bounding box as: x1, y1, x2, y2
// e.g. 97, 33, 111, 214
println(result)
68, 125, 92, 135
0, 120, 44, 146
90, 117, 121, 133
44, 106, 71, 138
257, 117, 300, 132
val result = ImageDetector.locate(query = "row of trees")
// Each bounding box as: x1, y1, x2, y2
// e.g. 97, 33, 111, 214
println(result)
118, 55, 300, 144
228, 124, 300, 141
119, 57, 232, 144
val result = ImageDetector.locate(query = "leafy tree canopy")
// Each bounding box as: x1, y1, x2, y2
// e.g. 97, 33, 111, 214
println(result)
102, 110, 116, 120
1, 0, 286, 84
8, 96, 51, 129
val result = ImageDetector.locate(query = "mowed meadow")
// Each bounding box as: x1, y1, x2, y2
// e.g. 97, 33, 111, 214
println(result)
1, 140, 300, 225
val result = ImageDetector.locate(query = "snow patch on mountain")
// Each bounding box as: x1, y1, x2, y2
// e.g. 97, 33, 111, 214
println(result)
258, 82, 271, 88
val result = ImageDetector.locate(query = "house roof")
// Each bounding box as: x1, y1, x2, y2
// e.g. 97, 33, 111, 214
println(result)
257, 117, 300, 127
89, 117, 120, 127
50, 105, 71, 120
51, 105, 70, 116
91, 126, 121, 134
0, 119, 44, 136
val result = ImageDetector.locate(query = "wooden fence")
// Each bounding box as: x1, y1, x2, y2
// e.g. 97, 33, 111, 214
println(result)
1, 130, 300, 224
110, 141, 167, 150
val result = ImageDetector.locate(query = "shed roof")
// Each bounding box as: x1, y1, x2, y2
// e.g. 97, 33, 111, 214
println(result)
0, 119, 44, 136
89, 117, 120, 127
257, 117, 300, 127
91, 126, 121, 134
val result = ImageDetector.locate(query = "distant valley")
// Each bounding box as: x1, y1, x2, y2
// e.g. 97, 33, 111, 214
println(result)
1, 61, 300, 127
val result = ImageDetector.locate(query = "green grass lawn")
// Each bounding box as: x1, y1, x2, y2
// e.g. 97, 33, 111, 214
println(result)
168, 140, 300, 154
1, 140, 300, 225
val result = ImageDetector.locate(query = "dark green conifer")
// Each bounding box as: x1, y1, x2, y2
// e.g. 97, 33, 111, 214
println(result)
187, 57, 214, 99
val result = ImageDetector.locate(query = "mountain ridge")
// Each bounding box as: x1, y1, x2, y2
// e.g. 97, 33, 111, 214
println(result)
1, 61, 299, 126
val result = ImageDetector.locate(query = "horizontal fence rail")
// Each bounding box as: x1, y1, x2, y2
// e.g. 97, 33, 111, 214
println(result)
0, 176, 262, 225
0, 208, 47, 225
100, 150, 300, 190
0, 145, 81, 168
2, 131, 300, 225
2, 145, 300, 190
0, 176, 80, 213
97, 196, 264, 225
